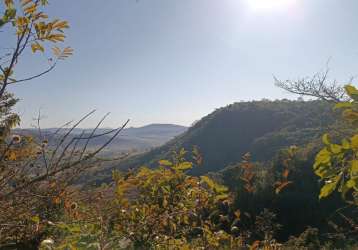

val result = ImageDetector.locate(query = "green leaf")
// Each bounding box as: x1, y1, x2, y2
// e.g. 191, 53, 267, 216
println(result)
334, 102, 353, 110
158, 160, 172, 166
319, 176, 340, 199
314, 166, 337, 179
346, 179, 358, 192
31, 215, 40, 223
330, 144, 341, 154
174, 161, 193, 171
322, 134, 330, 145
351, 135, 358, 150
215, 184, 228, 193
351, 160, 358, 175
215, 194, 229, 201
4, 8, 16, 21
342, 139, 350, 150
201, 176, 215, 189
314, 148, 331, 168
346, 179, 356, 188
345, 85, 358, 101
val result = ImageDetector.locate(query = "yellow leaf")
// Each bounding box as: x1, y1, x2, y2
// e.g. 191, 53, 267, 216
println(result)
7, 151, 17, 161
322, 134, 330, 145
174, 161, 193, 171
24, 4, 37, 15
345, 85, 358, 101
52, 46, 61, 57
351, 135, 358, 150
351, 160, 358, 175
21, 0, 33, 6
47, 33, 65, 42
234, 210, 241, 220
330, 144, 342, 154
201, 175, 215, 189
52, 20, 69, 30
159, 160, 172, 166
5, 0, 13, 7
16, 17, 29, 26
31, 215, 40, 223
319, 175, 340, 199
162, 197, 168, 208
31, 42, 44, 53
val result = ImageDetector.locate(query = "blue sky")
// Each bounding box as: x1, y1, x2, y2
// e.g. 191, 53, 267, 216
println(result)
5, 0, 358, 128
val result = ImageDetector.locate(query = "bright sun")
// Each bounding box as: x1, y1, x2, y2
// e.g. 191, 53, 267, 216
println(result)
246, 0, 297, 12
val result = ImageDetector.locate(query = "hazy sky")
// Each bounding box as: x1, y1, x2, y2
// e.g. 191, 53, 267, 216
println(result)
7, 0, 358, 128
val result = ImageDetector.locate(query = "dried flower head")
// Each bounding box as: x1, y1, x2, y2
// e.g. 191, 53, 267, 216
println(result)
70, 202, 78, 210
12, 134, 21, 144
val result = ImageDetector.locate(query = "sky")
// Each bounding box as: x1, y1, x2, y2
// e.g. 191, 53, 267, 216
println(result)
4, 0, 358, 128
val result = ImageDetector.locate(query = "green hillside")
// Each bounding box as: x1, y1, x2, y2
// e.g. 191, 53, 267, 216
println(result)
115, 99, 337, 175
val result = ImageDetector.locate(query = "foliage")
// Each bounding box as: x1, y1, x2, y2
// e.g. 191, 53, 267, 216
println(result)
283, 227, 322, 250
0, 2, 130, 248
0, 0, 73, 99
115, 100, 338, 177
0, 2, 357, 247
0, 92, 20, 138
112, 149, 232, 248
0, 0, 72, 247
53, 150, 253, 249
213, 145, 351, 242
314, 85, 358, 204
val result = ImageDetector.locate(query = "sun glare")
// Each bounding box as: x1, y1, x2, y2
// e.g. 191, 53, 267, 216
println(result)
246, 0, 297, 12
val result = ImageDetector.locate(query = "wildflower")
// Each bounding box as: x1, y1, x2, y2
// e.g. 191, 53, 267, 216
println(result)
70, 202, 78, 210
41, 139, 48, 148
12, 134, 21, 144
41, 239, 54, 245
47, 221, 55, 226
231, 226, 239, 234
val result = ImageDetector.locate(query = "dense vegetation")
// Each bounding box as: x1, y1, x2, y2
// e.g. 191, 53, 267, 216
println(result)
115, 100, 338, 175
0, 1, 357, 249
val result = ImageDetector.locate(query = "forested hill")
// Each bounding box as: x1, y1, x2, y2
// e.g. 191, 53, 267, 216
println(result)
115, 100, 337, 175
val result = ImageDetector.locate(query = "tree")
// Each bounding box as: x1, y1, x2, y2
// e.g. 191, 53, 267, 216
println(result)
274, 69, 348, 103
276, 69, 358, 200
0, 1, 129, 247
0, 0, 73, 102
313, 85, 358, 204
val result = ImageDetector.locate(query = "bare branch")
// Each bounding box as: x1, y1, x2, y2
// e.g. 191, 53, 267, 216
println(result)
80, 112, 110, 160
49, 110, 96, 164
3, 119, 130, 198
274, 68, 348, 103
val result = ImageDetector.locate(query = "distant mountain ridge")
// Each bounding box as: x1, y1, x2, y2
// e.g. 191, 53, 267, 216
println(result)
14, 124, 188, 154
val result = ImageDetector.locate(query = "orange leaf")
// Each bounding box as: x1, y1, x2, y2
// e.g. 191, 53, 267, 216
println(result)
250, 240, 260, 250
234, 210, 241, 220
282, 169, 290, 178
275, 181, 293, 194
